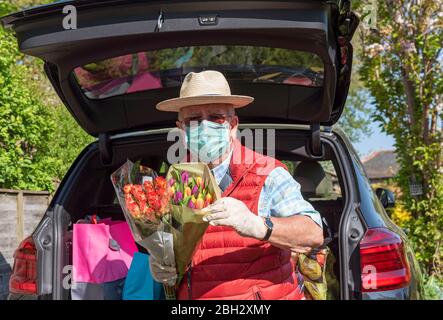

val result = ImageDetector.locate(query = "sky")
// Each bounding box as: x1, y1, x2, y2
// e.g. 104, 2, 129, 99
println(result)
353, 121, 395, 158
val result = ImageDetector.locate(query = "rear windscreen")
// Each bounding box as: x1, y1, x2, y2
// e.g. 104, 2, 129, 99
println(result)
73, 46, 324, 100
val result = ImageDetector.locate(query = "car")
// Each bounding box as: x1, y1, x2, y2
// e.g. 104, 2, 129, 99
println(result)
1, 0, 423, 300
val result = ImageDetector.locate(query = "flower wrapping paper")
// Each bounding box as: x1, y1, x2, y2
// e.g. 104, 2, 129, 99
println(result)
111, 160, 221, 298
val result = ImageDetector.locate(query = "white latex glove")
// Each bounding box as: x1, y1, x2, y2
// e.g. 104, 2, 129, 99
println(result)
148, 255, 177, 286
202, 197, 268, 240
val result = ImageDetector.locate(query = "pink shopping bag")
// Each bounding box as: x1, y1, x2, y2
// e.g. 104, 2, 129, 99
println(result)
73, 220, 138, 284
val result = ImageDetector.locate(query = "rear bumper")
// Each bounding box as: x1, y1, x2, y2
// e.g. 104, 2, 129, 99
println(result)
362, 287, 411, 300
8, 293, 39, 300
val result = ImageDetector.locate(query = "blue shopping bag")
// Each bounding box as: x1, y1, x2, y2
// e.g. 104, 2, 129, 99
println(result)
123, 252, 165, 300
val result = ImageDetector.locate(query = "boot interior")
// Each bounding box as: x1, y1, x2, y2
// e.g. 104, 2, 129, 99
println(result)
58, 128, 343, 299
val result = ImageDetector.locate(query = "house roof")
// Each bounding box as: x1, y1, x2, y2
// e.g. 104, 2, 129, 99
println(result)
362, 150, 399, 180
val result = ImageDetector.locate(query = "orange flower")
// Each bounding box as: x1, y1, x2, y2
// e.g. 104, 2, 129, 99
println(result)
143, 181, 154, 193
123, 176, 170, 222
196, 197, 205, 209
143, 206, 155, 220
123, 184, 132, 194
154, 176, 167, 190
196, 177, 203, 188
205, 193, 213, 204
125, 193, 141, 218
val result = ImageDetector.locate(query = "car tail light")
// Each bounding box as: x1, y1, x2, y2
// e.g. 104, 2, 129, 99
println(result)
9, 236, 37, 295
360, 228, 411, 292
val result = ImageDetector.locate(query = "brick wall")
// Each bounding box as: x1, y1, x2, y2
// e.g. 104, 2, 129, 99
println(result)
0, 189, 50, 300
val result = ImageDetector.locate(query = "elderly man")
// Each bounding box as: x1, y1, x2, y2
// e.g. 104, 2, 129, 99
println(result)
154, 70, 323, 300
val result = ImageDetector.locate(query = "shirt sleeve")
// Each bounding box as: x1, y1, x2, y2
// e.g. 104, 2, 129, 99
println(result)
257, 166, 323, 228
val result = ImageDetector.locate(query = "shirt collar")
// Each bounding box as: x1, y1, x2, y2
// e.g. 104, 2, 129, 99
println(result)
211, 147, 234, 185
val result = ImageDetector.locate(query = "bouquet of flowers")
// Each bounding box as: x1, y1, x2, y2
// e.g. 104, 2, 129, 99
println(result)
111, 160, 221, 299
123, 177, 169, 222
165, 163, 221, 281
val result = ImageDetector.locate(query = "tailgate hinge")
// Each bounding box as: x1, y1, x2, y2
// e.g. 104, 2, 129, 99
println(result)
99, 133, 113, 166
306, 123, 324, 159
154, 10, 164, 32
338, 0, 360, 41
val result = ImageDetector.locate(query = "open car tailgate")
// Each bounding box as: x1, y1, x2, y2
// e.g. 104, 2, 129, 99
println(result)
1, 0, 358, 136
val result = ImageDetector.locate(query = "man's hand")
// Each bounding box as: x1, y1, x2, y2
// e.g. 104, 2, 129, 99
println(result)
202, 197, 267, 240
202, 197, 324, 253
148, 255, 177, 286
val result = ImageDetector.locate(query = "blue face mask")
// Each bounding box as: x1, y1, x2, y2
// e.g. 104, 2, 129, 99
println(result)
185, 120, 231, 163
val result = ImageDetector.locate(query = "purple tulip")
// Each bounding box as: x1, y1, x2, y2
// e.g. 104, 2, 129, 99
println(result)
181, 171, 189, 184
187, 200, 195, 209
174, 191, 183, 204
168, 178, 175, 186
192, 185, 199, 196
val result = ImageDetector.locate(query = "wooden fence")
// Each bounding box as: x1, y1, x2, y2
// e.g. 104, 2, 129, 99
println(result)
0, 189, 51, 300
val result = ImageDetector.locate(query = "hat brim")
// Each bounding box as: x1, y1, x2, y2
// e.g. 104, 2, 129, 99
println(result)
156, 95, 254, 112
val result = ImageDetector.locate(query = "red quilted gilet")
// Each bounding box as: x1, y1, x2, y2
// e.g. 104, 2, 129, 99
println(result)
177, 139, 304, 300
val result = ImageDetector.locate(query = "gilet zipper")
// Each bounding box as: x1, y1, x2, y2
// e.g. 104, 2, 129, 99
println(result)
253, 286, 262, 300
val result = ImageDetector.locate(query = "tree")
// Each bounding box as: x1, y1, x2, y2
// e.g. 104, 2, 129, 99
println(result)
0, 1, 58, 191
0, 0, 93, 190
338, 85, 373, 144
356, 0, 442, 278
47, 107, 94, 184
337, 29, 374, 145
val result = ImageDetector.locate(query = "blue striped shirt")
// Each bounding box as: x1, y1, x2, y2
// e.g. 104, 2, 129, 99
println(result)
212, 151, 322, 228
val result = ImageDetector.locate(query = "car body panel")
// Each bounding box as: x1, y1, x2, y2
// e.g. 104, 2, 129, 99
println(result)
333, 127, 423, 299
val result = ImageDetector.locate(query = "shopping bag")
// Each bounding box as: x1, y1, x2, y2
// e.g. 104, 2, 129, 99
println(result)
72, 219, 138, 300
293, 218, 333, 300
295, 247, 329, 300
122, 252, 165, 300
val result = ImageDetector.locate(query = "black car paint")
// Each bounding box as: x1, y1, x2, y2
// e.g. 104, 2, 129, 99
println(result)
318, 131, 363, 300
333, 128, 423, 299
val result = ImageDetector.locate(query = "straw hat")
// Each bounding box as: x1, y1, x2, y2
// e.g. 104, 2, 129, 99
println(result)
156, 70, 254, 112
